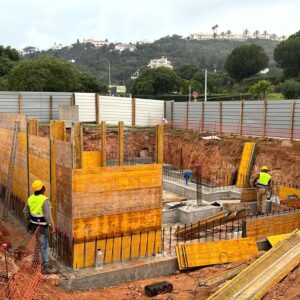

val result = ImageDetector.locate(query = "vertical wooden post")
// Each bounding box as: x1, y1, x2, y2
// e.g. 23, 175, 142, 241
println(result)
201, 102, 205, 132
118, 121, 124, 166
239, 101, 244, 136
132, 98, 136, 126
50, 120, 66, 226
27, 119, 39, 136
186, 102, 189, 130
49, 95, 53, 120
170, 101, 174, 129
262, 100, 267, 138
164, 100, 167, 118
95, 93, 100, 124
18, 95, 22, 114
156, 124, 164, 164
219, 101, 222, 134
101, 121, 107, 167
71, 93, 76, 105
289, 100, 296, 140
71, 122, 83, 169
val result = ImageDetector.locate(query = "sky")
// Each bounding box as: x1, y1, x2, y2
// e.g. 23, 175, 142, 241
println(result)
1, 0, 299, 50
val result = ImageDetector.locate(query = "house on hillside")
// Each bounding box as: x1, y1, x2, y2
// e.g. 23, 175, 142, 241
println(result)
115, 43, 136, 52
148, 56, 173, 69
83, 39, 109, 47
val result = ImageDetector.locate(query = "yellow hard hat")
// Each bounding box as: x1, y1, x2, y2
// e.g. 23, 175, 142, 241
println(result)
32, 180, 44, 192
261, 166, 268, 171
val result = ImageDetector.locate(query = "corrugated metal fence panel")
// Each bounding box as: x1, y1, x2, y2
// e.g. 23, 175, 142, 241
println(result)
204, 102, 219, 131
242, 101, 264, 136
173, 102, 186, 129
266, 100, 293, 139
99, 96, 132, 125
0, 92, 19, 113
52, 93, 72, 119
135, 98, 164, 126
222, 101, 240, 135
75, 93, 96, 122
294, 100, 300, 140
188, 102, 201, 130
22, 92, 51, 122
165, 101, 173, 123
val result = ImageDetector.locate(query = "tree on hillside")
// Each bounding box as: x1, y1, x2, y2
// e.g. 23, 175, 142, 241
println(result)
0, 45, 20, 76
175, 65, 199, 80
250, 80, 273, 100
274, 31, 300, 78
279, 79, 300, 99
7, 56, 107, 92
225, 44, 269, 81
131, 67, 180, 95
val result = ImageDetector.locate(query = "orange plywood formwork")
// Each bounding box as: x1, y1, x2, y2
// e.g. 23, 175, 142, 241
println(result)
176, 238, 258, 270
82, 151, 102, 169
236, 142, 256, 188
209, 230, 300, 300
241, 188, 257, 202
243, 212, 300, 239
279, 186, 300, 200
280, 199, 300, 208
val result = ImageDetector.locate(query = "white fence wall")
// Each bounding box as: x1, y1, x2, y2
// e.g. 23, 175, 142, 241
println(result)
99, 96, 132, 125
135, 98, 164, 126
74, 93, 95, 122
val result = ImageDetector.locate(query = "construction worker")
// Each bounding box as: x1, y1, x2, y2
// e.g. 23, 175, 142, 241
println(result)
23, 180, 57, 274
253, 166, 272, 214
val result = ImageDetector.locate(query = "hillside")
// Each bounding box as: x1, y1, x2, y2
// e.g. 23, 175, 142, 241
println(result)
37, 35, 279, 85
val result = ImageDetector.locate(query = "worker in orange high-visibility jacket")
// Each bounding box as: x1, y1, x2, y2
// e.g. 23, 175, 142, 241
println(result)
23, 180, 58, 274
253, 166, 272, 214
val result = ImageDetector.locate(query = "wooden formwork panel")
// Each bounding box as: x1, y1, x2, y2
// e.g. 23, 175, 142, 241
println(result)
29, 155, 50, 182
0, 113, 27, 132
57, 211, 73, 238
244, 212, 300, 239
72, 208, 162, 239
72, 187, 162, 219
28, 135, 50, 159
176, 238, 258, 270
55, 140, 72, 168
73, 229, 162, 269
82, 151, 102, 168
56, 165, 72, 216
279, 186, 300, 200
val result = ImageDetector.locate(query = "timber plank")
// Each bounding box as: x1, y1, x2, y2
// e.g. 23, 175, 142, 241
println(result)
28, 135, 50, 159
82, 151, 102, 169
29, 154, 50, 181
72, 187, 162, 219
56, 166, 72, 216
176, 238, 258, 270
55, 140, 72, 168
72, 208, 162, 239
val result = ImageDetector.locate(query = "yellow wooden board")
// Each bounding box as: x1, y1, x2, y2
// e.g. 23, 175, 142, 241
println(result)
82, 151, 102, 169
29, 154, 50, 181
73, 230, 162, 269
267, 233, 292, 246
176, 238, 258, 270
279, 186, 300, 200
72, 208, 162, 239
236, 142, 255, 188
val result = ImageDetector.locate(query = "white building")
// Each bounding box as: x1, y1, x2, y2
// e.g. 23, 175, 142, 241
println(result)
115, 43, 136, 52
148, 56, 173, 69
83, 39, 109, 47
49, 43, 63, 50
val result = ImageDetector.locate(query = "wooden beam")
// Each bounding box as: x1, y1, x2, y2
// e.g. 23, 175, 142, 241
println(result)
49, 95, 53, 120
95, 93, 100, 124
239, 101, 244, 136
27, 119, 39, 136
71, 122, 83, 169
262, 100, 267, 138
50, 120, 66, 225
118, 121, 124, 166
71, 93, 75, 105
18, 95, 22, 114
156, 124, 164, 164
101, 121, 107, 167
289, 100, 296, 140
132, 98, 136, 126
219, 101, 222, 134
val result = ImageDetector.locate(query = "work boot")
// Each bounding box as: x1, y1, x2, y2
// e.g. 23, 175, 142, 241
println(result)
42, 264, 58, 274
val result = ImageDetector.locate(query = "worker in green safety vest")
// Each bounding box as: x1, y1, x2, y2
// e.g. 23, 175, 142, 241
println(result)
23, 180, 58, 274
253, 166, 272, 214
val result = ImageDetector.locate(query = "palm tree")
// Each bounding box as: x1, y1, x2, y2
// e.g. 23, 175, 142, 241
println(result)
243, 29, 249, 38
270, 33, 277, 40
220, 32, 226, 39
263, 30, 268, 39
212, 24, 218, 39
253, 30, 260, 39
226, 30, 231, 39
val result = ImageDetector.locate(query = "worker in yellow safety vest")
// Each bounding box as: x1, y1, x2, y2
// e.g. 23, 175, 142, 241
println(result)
253, 166, 272, 214
23, 180, 58, 274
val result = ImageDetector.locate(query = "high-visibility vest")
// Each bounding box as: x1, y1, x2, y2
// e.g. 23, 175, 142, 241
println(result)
257, 172, 272, 187
28, 194, 48, 226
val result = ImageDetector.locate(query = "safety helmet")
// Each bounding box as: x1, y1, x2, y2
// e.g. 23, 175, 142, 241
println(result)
31, 180, 44, 192
261, 166, 268, 171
